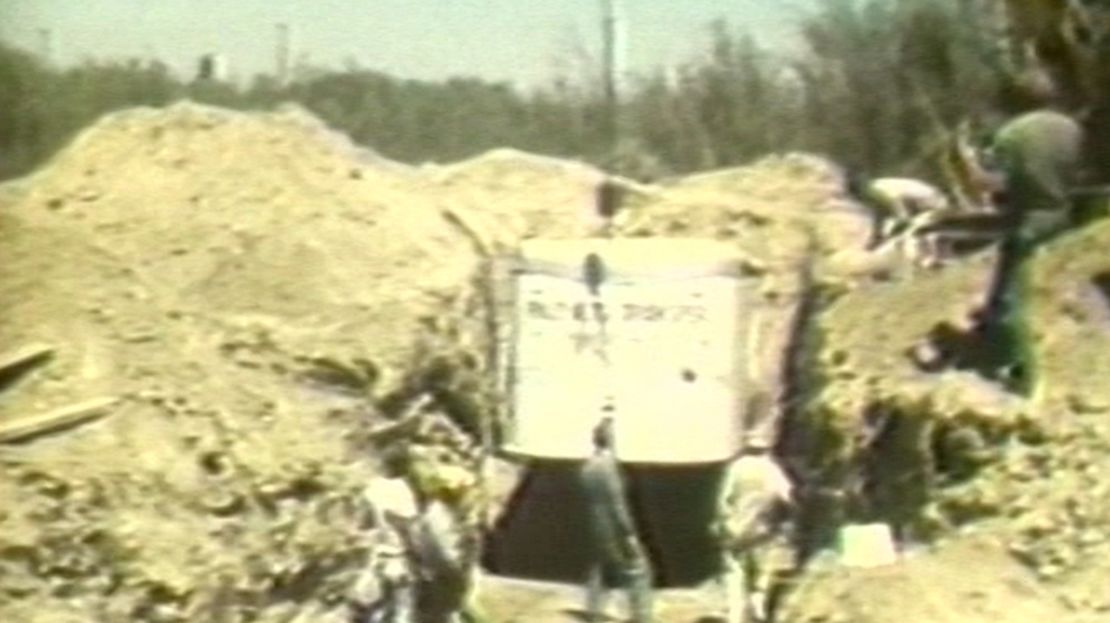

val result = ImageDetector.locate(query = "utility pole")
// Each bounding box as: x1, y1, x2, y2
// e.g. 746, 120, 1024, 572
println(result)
275, 22, 291, 86
600, 0, 623, 155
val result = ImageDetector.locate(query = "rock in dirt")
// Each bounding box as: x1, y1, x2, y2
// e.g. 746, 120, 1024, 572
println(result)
0, 396, 118, 444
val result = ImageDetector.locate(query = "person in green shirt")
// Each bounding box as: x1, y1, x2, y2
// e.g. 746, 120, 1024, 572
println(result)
975, 107, 1083, 393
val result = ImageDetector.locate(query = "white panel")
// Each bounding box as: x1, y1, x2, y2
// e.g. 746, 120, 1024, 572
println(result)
504, 265, 748, 463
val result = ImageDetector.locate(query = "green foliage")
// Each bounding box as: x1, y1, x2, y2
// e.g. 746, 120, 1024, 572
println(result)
0, 1, 1102, 184
0, 50, 184, 179
0, 44, 50, 177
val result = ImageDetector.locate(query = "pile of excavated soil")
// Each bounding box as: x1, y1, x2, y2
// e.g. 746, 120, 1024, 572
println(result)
622, 153, 870, 269
428, 148, 622, 249
0, 103, 487, 623
784, 212, 1110, 620
979, 221, 1110, 612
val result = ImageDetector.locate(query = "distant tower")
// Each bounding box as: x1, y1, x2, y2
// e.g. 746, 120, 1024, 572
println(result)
37, 28, 54, 66
275, 22, 292, 85
196, 53, 228, 82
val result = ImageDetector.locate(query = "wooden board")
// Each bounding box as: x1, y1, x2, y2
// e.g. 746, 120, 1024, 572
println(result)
0, 343, 55, 379
0, 397, 118, 444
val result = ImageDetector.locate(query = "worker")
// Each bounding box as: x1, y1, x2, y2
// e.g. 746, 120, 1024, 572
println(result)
866, 209, 948, 269
714, 440, 795, 623
352, 447, 421, 623
848, 174, 951, 250
975, 107, 1084, 391
407, 499, 488, 623
596, 176, 624, 221
394, 441, 490, 623
579, 416, 654, 623
405, 444, 483, 524
896, 207, 1003, 270
992, 108, 1083, 242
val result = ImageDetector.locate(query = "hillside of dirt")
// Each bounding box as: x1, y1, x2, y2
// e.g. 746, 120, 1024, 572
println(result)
780, 211, 1110, 621
0, 103, 487, 623
2, 101, 1110, 623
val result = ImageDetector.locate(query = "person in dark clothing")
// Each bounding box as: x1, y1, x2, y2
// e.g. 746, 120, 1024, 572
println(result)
975, 108, 1083, 393
579, 416, 653, 623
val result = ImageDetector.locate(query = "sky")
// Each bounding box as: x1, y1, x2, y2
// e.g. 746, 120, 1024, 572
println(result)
0, 0, 816, 89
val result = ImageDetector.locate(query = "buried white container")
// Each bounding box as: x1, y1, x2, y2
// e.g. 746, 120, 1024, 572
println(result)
837, 523, 900, 568
499, 238, 758, 463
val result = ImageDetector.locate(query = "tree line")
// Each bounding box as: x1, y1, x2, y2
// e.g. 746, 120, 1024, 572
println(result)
2, 0, 1108, 184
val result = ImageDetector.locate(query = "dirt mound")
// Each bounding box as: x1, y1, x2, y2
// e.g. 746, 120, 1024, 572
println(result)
790, 210, 1110, 620
982, 220, 1110, 611
429, 147, 640, 251
0, 102, 481, 623
622, 153, 870, 269
6, 101, 475, 393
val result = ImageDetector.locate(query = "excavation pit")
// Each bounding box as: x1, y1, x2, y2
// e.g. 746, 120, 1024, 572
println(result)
482, 459, 726, 588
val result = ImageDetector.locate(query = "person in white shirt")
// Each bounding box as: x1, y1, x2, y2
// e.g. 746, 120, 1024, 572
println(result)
353, 448, 421, 623
714, 441, 795, 623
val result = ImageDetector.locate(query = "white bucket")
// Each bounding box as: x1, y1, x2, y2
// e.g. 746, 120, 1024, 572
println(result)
837, 523, 899, 568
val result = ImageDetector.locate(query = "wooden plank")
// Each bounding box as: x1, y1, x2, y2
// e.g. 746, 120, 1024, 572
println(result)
0, 343, 55, 377
0, 396, 118, 444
